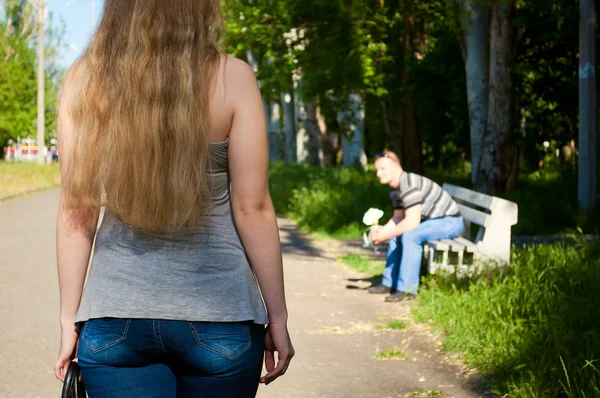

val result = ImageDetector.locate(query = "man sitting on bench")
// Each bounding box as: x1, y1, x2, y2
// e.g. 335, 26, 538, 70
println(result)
369, 151, 464, 302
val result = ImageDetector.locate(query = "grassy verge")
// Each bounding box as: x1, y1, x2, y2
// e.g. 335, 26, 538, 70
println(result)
413, 242, 600, 397
0, 161, 61, 199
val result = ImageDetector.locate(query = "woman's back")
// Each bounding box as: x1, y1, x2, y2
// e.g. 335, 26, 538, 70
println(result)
75, 137, 268, 325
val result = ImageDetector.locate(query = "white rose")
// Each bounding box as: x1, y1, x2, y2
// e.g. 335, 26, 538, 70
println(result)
362, 208, 384, 226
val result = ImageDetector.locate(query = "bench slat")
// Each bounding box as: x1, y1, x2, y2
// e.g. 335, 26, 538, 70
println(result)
444, 183, 519, 226
440, 238, 464, 252
453, 236, 479, 253
425, 240, 449, 251
457, 204, 492, 227
443, 183, 494, 210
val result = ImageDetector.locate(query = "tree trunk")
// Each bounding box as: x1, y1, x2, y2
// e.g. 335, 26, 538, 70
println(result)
281, 90, 297, 163
267, 100, 283, 162
400, 77, 422, 174
579, 0, 597, 212
247, 50, 284, 163
295, 81, 322, 166
317, 105, 337, 166
460, 0, 490, 186
380, 0, 423, 174
380, 95, 422, 174
339, 93, 367, 169
474, 0, 518, 195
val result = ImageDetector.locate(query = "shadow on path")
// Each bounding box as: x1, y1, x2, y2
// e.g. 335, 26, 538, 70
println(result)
277, 219, 335, 261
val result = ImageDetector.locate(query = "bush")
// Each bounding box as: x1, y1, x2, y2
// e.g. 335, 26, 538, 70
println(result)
269, 163, 391, 238
413, 242, 600, 397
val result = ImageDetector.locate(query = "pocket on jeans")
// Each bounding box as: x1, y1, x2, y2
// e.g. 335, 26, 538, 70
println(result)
80, 318, 131, 354
187, 322, 251, 360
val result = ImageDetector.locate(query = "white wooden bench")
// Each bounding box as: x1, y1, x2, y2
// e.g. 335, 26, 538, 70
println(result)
424, 184, 518, 276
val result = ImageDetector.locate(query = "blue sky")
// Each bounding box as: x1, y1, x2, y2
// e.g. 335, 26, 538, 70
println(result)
48, 0, 103, 68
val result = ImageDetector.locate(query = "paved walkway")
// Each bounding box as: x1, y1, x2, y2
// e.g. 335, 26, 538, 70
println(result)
0, 190, 485, 397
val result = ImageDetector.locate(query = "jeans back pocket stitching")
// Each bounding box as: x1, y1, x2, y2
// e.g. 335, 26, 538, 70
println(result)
187, 322, 251, 361
81, 319, 132, 354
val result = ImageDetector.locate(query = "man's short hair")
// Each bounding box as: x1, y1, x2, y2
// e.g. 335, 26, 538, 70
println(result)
375, 151, 400, 164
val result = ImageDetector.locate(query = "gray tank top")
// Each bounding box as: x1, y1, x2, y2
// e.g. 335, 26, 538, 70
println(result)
75, 140, 269, 325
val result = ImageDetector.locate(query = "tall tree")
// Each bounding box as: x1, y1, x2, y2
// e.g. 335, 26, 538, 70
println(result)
579, 0, 597, 211
377, 0, 423, 173
474, 0, 518, 194
0, 0, 64, 148
458, 0, 490, 185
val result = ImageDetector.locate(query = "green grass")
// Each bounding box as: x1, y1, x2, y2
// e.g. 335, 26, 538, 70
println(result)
0, 161, 61, 199
375, 320, 407, 330
338, 254, 384, 277
409, 390, 444, 397
413, 242, 600, 397
375, 347, 409, 360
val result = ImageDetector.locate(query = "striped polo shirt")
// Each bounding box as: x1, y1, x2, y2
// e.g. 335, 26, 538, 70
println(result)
390, 172, 460, 220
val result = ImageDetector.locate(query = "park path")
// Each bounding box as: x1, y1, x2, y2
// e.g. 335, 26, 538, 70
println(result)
0, 190, 486, 398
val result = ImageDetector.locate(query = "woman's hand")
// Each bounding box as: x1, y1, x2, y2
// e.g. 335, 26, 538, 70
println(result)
54, 324, 79, 382
260, 322, 295, 385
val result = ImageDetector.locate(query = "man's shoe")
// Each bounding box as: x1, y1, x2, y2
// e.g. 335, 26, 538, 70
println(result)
367, 284, 392, 294
384, 291, 416, 302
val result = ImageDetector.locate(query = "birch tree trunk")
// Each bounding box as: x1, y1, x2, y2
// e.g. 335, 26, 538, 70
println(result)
317, 105, 337, 166
339, 93, 367, 169
267, 100, 283, 162
460, 0, 490, 185
474, 0, 518, 194
295, 81, 322, 166
281, 89, 297, 163
246, 50, 284, 162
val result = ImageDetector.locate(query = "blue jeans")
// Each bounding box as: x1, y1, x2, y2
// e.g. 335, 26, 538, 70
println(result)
77, 318, 265, 398
382, 216, 464, 294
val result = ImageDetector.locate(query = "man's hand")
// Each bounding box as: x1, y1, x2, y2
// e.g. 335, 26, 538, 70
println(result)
370, 226, 390, 245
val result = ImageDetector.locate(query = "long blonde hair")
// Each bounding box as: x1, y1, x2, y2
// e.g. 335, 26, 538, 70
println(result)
64, 0, 224, 232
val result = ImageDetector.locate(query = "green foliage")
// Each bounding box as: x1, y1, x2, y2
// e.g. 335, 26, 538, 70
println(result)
0, 31, 37, 146
269, 163, 391, 238
0, 1, 66, 148
414, 242, 600, 397
222, 0, 591, 173
514, 0, 580, 172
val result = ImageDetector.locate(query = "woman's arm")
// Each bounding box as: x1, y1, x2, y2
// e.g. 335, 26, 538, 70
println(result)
56, 66, 99, 329
54, 66, 99, 381
225, 56, 293, 384
227, 57, 287, 324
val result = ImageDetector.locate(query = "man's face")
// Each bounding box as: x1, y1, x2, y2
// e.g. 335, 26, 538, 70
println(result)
375, 157, 397, 185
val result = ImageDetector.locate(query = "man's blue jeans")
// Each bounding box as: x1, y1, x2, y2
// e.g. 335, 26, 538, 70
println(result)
382, 216, 464, 294
77, 318, 265, 398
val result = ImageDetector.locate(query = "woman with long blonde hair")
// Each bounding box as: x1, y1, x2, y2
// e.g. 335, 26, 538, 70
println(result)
53, 1, 294, 396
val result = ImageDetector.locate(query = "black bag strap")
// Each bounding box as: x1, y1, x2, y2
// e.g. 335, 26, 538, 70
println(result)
61, 361, 86, 398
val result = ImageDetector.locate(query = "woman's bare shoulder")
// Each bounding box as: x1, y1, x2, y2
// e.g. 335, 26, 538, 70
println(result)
222, 54, 259, 96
